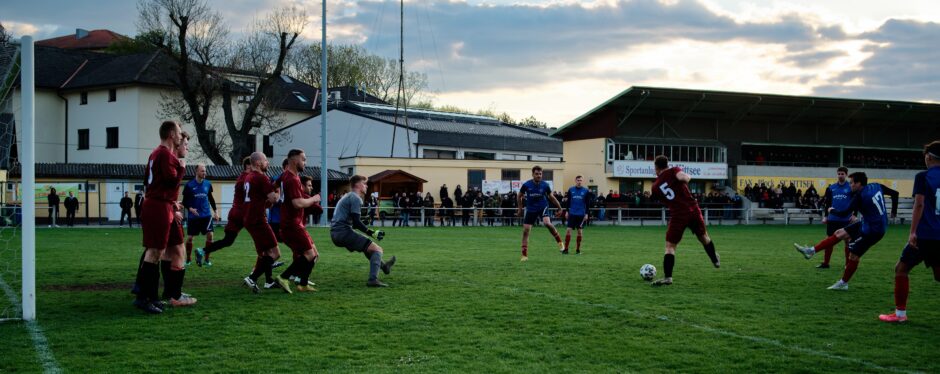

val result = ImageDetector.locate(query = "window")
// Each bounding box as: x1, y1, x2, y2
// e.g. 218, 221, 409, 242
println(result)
500, 153, 529, 161
79, 183, 97, 192
423, 149, 456, 159
467, 170, 485, 191
80, 92, 88, 105
206, 130, 217, 148
292, 91, 309, 103
619, 180, 643, 193
77, 129, 89, 150
106, 127, 119, 149
541, 169, 554, 182
501, 169, 520, 181
347, 167, 353, 176
247, 134, 257, 152
262, 135, 273, 157
108, 89, 116, 102
464, 151, 495, 160
238, 81, 257, 103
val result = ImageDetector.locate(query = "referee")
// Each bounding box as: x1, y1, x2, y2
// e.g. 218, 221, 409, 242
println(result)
184, 164, 220, 267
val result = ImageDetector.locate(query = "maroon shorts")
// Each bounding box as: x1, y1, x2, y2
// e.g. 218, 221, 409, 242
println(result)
245, 223, 278, 254
281, 225, 313, 256
225, 209, 244, 233
141, 199, 174, 249
168, 219, 184, 247
666, 211, 706, 244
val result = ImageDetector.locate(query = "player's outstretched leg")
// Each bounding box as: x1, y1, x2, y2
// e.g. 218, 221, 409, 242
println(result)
697, 233, 719, 268
365, 243, 390, 287
520, 225, 531, 261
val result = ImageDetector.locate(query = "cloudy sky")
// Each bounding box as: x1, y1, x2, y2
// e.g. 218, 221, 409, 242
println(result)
3, 0, 939, 126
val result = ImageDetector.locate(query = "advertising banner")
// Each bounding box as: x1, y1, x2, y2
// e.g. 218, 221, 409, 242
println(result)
613, 161, 728, 179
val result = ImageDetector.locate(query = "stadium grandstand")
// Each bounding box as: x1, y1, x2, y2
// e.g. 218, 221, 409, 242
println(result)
553, 86, 940, 224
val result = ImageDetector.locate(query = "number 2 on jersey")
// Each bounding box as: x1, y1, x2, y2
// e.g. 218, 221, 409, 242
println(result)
244, 182, 251, 202
659, 183, 675, 200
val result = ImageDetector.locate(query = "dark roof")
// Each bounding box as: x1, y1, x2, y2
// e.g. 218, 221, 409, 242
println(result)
341, 102, 563, 154
553, 86, 940, 139
36, 30, 128, 50
368, 169, 428, 183
8, 163, 349, 181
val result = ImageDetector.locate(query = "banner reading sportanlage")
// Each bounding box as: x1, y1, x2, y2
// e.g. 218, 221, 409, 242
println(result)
613, 161, 728, 180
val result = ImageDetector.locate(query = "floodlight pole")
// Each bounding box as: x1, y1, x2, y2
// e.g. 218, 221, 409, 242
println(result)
319, 0, 329, 226
21, 36, 36, 321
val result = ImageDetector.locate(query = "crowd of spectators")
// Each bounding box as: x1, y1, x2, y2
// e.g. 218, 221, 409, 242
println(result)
742, 182, 822, 210
743, 150, 832, 167
844, 153, 922, 169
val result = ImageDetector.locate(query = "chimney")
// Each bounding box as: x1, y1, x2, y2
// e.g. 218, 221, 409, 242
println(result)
75, 29, 90, 39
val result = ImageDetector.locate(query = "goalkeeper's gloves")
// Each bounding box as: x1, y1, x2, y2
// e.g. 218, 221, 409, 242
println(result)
367, 229, 385, 241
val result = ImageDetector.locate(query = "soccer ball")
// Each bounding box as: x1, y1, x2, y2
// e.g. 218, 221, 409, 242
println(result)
640, 264, 657, 281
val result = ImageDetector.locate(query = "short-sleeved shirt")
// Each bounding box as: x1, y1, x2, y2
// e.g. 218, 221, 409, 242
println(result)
184, 179, 213, 218
835, 183, 889, 236
331, 192, 362, 231
826, 181, 853, 222
279, 169, 308, 229
520, 180, 552, 211
144, 145, 184, 202
914, 166, 940, 240
566, 186, 592, 216
651, 167, 699, 216
269, 173, 283, 224
243, 171, 274, 226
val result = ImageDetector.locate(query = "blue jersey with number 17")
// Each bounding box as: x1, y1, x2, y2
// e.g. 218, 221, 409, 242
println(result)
914, 166, 940, 240
849, 184, 889, 235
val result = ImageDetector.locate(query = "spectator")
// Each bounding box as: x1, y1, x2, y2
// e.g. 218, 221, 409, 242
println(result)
120, 191, 134, 227
454, 185, 463, 202
400, 194, 411, 227
460, 193, 474, 226
46, 187, 60, 227
423, 192, 435, 226
64, 191, 79, 227
391, 192, 401, 226
134, 191, 144, 225
440, 195, 455, 226
366, 192, 378, 225
440, 184, 448, 200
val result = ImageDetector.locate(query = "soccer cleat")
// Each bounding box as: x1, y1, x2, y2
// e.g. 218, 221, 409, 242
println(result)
816, 263, 831, 269
381, 255, 396, 275
827, 280, 849, 291
133, 299, 163, 314
185, 260, 192, 268
520, 256, 528, 262
169, 294, 197, 307
879, 312, 908, 323
794, 243, 815, 260
561, 249, 569, 255
295, 285, 318, 292
651, 278, 673, 287
272, 261, 285, 269
367, 279, 389, 287
558, 242, 565, 252
576, 250, 581, 255
204, 260, 212, 268
195, 248, 205, 266
264, 281, 277, 289
712, 252, 721, 268
274, 277, 293, 294
243, 277, 260, 294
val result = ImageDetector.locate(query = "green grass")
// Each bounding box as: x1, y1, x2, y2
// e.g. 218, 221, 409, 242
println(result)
2, 225, 939, 373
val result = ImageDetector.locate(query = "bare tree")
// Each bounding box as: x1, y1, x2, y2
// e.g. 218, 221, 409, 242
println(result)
0, 22, 10, 45
138, 0, 302, 165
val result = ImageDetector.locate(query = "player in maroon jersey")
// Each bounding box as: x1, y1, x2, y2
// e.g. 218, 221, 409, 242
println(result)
158, 131, 196, 307
242, 152, 291, 294
274, 149, 323, 292
195, 156, 252, 266
649, 156, 720, 286
132, 120, 186, 314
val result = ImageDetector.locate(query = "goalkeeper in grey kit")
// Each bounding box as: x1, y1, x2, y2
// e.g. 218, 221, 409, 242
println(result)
330, 175, 397, 287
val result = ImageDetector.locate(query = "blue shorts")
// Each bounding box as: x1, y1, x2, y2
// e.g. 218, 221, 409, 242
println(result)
899, 239, 940, 269
567, 215, 586, 229
843, 222, 884, 258
523, 207, 549, 225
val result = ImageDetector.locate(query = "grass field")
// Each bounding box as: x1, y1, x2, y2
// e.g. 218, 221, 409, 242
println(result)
1, 224, 939, 373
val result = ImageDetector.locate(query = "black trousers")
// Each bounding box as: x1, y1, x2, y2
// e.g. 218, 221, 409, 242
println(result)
120, 209, 133, 227
66, 209, 76, 226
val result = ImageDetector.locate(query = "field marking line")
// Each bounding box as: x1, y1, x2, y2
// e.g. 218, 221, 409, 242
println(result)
0, 274, 63, 374
464, 280, 919, 374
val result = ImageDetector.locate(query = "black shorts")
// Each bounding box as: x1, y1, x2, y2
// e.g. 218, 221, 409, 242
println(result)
523, 207, 549, 225
186, 217, 214, 236
330, 228, 372, 253
567, 215, 586, 229
843, 222, 884, 258
826, 220, 851, 236
899, 239, 940, 269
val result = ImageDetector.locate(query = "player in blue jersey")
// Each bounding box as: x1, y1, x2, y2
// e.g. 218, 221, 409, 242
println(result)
183, 164, 219, 267
516, 165, 564, 261
795, 172, 898, 290
880, 141, 940, 323
268, 158, 289, 243
818, 166, 852, 269
562, 175, 594, 255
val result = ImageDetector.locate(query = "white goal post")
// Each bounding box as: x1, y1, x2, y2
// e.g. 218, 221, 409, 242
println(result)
21, 35, 36, 321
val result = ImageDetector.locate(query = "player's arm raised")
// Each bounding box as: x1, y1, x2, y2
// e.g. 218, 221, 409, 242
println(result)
881, 184, 900, 218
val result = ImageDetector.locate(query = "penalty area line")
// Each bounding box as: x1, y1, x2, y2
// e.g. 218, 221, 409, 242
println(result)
0, 274, 62, 374
478, 282, 919, 374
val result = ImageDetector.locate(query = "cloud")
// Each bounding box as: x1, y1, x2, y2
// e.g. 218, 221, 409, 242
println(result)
812, 19, 940, 101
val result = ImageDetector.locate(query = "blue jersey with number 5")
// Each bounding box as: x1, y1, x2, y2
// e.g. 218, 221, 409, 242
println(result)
913, 166, 940, 240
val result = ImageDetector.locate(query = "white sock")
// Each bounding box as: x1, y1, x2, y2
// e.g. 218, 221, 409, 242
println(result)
896, 309, 906, 318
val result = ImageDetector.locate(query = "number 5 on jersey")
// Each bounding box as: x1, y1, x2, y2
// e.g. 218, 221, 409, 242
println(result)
660, 183, 675, 200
